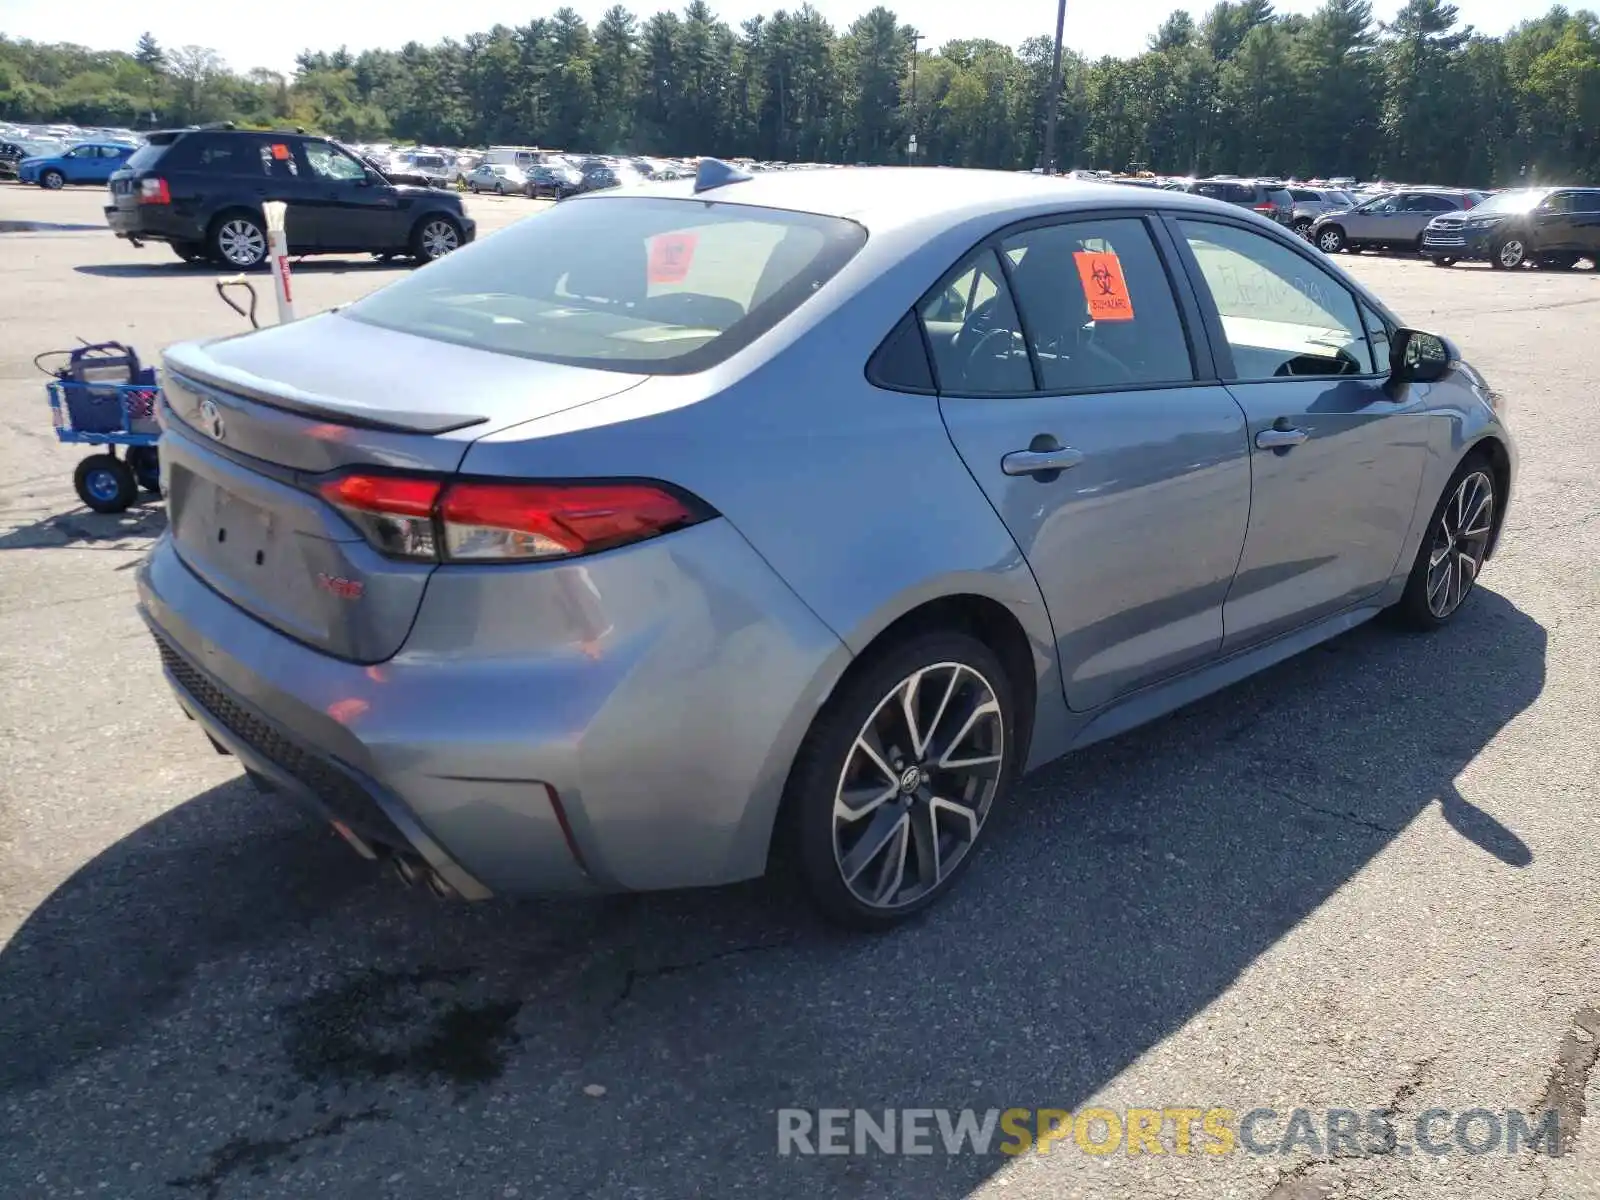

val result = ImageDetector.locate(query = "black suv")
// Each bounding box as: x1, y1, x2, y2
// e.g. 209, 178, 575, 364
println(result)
1183, 178, 1296, 226
105, 126, 475, 267
1421, 186, 1600, 270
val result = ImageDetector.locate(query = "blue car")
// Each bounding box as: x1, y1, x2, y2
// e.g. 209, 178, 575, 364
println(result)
19, 141, 136, 189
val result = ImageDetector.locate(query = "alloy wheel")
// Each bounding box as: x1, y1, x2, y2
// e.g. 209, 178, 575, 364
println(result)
42, 171, 64, 190
1498, 239, 1526, 269
831, 662, 1004, 911
218, 219, 265, 266
1318, 229, 1342, 253
420, 220, 459, 259
1426, 470, 1494, 620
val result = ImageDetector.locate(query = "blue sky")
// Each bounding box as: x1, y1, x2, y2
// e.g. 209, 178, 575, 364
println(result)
0, 0, 1563, 76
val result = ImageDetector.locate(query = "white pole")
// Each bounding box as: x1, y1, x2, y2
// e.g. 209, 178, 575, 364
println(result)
261, 200, 296, 324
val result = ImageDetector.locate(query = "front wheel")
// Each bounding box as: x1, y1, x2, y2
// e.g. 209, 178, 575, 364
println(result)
1492, 237, 1527, 270
1316, 227, 1345, 254
74, 454, 138, 513
1391, 457, 1496, 630
40, 169, 65, 190
1431, 257, 1456, 268
782, 631, 1017, 929
411, 215, 462, 263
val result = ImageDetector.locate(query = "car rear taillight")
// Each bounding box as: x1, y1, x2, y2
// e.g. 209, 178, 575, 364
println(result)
1253, 203, 1277, 214
318, 474, 708, 563
319, 474, 442, 559
139, 177, 170, 205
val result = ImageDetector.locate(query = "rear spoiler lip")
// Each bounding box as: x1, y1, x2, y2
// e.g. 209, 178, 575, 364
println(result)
163, 347, 490, 436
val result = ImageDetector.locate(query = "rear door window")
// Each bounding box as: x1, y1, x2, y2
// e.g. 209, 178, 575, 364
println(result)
347, 196, 866, 374
917, 249, 1033, 395
1000, 217, 1195, 391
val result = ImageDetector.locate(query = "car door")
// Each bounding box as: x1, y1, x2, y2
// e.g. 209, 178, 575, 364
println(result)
930, 214, 1253, 712
1528, 191, 1579, 254
1169, 216, 1431, 652
1343, 195, 1395, 244
248, 137, 321, 252
298, 140, 404, 250
1396, 194, 1453, 244
1572, 191, 1600, 257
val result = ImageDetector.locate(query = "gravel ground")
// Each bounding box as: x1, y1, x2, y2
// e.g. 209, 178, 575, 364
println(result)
0, 183, 1596, 1200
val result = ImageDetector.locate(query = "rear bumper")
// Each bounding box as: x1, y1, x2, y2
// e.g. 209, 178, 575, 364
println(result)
105, 204, 204, 245
137, 517, 847, 897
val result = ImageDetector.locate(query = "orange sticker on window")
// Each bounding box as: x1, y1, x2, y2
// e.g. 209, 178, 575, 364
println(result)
648, 233, 698, 284
1074, 251, 1135, 321
270, 143, 290, 161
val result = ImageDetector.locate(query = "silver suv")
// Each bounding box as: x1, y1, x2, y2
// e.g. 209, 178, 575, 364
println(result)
1310, 190, 1484, 255
1287, 187, 1356, 237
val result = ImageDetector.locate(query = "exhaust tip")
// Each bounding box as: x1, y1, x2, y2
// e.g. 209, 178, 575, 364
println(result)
390, 854, 422, 888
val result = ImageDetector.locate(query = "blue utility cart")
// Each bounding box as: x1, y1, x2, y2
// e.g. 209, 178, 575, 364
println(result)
40, 343, 163, 513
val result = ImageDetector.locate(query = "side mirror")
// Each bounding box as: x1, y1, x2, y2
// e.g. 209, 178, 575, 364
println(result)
1391, 328, 1455, 384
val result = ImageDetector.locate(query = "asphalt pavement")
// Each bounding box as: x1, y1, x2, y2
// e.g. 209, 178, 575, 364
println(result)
0, 184, 1597, 1200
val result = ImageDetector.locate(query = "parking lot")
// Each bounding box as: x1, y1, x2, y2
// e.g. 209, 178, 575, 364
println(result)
1, 182, 1598, 1200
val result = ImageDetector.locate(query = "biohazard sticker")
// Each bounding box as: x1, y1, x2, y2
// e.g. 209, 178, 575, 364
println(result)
648, 233, 698, 284
270, 143, 290, 161
1074, 251, 1135, 321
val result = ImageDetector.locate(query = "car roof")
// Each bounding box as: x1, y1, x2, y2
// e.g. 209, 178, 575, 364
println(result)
605, 166, 1236, 231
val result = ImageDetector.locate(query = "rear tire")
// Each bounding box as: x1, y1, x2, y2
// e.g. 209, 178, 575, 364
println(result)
780, 630, 1018, 930
40, 169, 65, 190
209, 211, 268, 269
1390, 454, 1496, 631
1535, 253, 1579, 270
172, 242, 206, 264
74, 454, 138, 513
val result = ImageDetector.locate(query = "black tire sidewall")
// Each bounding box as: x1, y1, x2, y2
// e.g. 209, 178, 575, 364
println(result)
1393, 452, 1495, 631
412, 214, 461, 262
209, 211, 267, 269
74, 454, 137, 513
782, 630, 1018, 930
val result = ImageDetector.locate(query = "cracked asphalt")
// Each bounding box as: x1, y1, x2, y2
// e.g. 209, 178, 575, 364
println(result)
1, 185, 1598, 1200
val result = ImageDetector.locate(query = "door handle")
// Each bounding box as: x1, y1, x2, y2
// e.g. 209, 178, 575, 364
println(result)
1255, 426, 1309, 450
1002, 446, 1085, 476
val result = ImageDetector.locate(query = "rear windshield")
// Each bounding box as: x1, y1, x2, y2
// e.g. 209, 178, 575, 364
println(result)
123, 141, 169, 172
346, 196, 867, 374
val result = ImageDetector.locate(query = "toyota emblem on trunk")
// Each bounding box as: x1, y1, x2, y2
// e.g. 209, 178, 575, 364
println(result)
199, 398, 225, 441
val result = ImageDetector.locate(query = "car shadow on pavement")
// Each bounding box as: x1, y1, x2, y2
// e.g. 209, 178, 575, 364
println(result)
74, 258, 411, 280
0, 589, 1545, 1197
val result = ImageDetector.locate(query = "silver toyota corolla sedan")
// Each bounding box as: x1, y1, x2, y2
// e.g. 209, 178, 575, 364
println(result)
138, 161, 1514, 928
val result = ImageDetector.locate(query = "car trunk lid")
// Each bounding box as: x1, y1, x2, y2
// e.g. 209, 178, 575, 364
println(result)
160, 314, 647, 662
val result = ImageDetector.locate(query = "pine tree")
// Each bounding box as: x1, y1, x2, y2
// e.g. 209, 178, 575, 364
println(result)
135, 33, 165, 71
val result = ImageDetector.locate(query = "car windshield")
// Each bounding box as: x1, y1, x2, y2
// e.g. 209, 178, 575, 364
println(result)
1471, 189, 1552, 215
346, 196, 867, 374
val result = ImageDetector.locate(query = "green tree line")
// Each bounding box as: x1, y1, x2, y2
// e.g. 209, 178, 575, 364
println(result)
3, 0, 1599, 184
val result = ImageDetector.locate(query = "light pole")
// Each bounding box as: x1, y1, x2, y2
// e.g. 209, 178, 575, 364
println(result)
1041, 0, 1067, 174
908, 29, 925, 165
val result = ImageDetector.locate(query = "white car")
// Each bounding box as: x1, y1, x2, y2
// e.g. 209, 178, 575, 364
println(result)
466, 163, 528, 195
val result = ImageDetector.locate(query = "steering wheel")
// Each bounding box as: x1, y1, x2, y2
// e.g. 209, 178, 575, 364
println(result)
956, 325, 1017, 388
